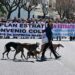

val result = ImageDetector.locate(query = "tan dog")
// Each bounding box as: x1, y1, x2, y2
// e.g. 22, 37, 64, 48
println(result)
41, 43, 64, 58
50, 44, 64, 57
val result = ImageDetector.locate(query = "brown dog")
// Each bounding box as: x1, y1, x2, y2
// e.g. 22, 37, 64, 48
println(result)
41, 43, 64, 58
13, 42, 39, 60
27, 50, 41, 59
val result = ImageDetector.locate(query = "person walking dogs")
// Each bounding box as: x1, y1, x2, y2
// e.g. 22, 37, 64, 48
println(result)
41, 20, 61, 61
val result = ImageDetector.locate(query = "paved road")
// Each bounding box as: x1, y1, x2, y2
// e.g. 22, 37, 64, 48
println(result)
0, 39, 75, 75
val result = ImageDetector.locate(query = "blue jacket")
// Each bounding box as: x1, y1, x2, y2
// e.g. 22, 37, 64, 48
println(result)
44, 26, 53, 40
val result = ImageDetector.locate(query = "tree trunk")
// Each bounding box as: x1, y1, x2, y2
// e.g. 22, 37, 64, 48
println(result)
43, 13, 45, 18
7, 11, 11, 19
58, 11, 62, 19
28, 11, 30, 19
65, 10, 69, 19
18, 7, 21, 18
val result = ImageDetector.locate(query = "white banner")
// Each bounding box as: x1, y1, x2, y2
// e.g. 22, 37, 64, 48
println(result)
0, 23, 46, 39
0, 23, 75, 39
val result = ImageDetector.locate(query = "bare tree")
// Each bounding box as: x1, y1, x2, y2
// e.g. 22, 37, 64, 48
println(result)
56, 0, 75, 19
0, 0, 18, 19
22, 0, 38, 19
41, 0, 48, 18
0, 3, 7, 16
42, 4, 48, 18
56, 0, 63, 18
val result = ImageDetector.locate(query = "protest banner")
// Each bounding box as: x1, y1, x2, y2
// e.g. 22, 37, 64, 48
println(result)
0, 23, 75, 39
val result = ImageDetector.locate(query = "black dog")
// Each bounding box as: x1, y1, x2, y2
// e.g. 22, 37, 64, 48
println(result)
2, 42, 23, 59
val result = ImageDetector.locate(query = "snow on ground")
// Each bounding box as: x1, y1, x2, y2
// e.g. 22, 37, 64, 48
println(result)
0, 39, 75, 75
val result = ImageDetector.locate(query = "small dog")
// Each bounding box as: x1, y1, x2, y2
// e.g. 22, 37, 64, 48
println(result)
27, 50, 41, 59
41, 43, 64, 58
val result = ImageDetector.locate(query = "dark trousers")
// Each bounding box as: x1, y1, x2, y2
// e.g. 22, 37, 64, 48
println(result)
41, 40, 58, 58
